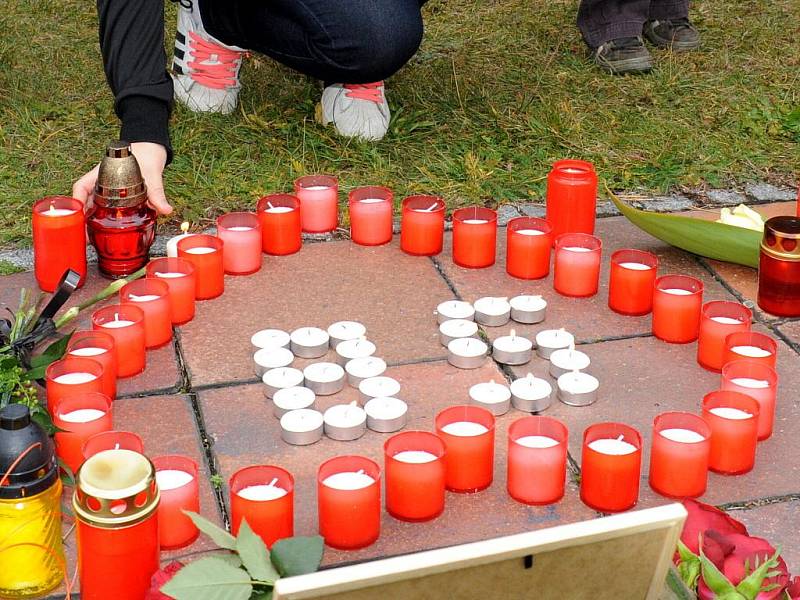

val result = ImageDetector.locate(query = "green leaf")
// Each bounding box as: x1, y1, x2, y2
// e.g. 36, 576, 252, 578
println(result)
676, 540, 701, 589
215, 553, 243, 569
183, 511, 237, 550
29, 332, 73, 369
736, 548, 781, 599
236, 519, 279, 584
250, 590, 273, 600
24, 364, 48, 381
270, 536, 324, 577
160, 556, 252, 600
699, 548, 738, 597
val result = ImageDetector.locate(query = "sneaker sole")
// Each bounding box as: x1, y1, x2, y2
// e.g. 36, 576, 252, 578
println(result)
645, 31, 700, 52
595, 55, 653, 75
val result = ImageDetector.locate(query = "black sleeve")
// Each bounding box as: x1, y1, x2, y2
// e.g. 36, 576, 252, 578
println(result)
97, 0, 174, 163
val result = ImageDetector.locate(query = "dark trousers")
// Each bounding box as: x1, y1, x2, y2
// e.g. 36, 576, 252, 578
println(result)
577, 0, 689, 47
199, 0, 426, 84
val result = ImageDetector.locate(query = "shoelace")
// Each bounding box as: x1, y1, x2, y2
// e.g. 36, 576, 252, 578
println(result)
187, 31, 243, 89
343, 82, 384, 104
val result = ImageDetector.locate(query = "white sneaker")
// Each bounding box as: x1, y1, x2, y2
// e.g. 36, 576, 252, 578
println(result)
317, 82, 390, 141
172, 0, 245, 114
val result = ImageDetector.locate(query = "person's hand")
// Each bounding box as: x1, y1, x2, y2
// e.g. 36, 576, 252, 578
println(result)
71, 142, 173, 215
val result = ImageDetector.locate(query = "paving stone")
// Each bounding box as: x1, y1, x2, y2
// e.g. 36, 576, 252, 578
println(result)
199, 360, 597, 567
518, 203, 546, 218
745, 183, 796, 203
639, 196, 695, 213
729, 500, 800, 573
777, 321, 800, 352
704, 190, 748, 206
496, 204, 522, 225
596, 200, 621, 217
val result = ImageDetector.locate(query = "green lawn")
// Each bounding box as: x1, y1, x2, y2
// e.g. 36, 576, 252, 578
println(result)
0, 0, 797, 246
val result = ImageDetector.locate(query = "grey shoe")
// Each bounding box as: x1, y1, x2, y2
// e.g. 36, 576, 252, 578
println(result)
644, 18, 701, 51
593, 37, 653, 74
317, 82, 390, 141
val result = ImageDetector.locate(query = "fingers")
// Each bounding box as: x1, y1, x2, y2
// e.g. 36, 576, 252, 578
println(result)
131, 142, 173, 215
146, 181, 173, 215
72, 164, 100, 209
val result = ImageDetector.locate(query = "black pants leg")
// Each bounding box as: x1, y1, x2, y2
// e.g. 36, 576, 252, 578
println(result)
577, 0, 689, 48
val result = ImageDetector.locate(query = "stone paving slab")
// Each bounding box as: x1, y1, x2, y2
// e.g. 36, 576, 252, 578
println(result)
731, 500, 800, 573
777, 321, 800, 352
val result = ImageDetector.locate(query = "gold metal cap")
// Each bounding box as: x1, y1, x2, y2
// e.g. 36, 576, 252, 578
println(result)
94, 140, 147, 208
761, 216, 800, 262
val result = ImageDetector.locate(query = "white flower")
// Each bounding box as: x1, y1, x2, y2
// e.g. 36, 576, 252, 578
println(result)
716, 204, 764, 232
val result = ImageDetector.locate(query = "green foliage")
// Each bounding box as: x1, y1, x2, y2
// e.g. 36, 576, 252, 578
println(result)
236, 520, 279, 584
160, 557, 253, 600
698, 545, 783, 600
0, 261, 24, 275
271, 536, 325, 577
676, 540, 701, 590
184, 510, 237, 550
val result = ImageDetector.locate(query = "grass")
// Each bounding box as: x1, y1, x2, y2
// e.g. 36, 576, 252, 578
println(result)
0, 0, 797, 247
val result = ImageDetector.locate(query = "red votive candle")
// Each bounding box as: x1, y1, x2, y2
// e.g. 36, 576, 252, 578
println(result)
119, 278, 172, 349
649, 412, 710, 499
506, 217, 552, 280
723, 331, 777, 369
553, 233, 602, 297
216, 212, 262, 275
400, 195, 445, 256
452, 207, 498, 268
153, 455, 200, 549
53, 392, 113, 475
317, 455, 381, 550
349, 186, 393, 246
146, 257, 196, 325
230, 465, 294, 548
507, 416, 568, 505
720, 360, 778, 441
32, 196, 86, 292
608, 249, 659, 315
652, 275, 704, 343
435, 405, 495, 493
384, 431, 446, 522
580, 422, 642, 513
697, 301, 752, 371
178, 234, 225, 300
82, 430, 144, 461
545, 159, 597, 240
45, 356, 104, 413
701, 391, 759, 475
256, 194, 302, 256
757, 216, 800, 317
67, 330, 117, 401
91, 304, 146, 378
294, 175, 338, 233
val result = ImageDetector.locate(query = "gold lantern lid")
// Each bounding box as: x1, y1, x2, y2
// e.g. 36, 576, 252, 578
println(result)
94, 140, 147, 208
761, 216, 800, 262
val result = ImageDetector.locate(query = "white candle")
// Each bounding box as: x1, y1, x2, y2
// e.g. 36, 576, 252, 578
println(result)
254, 347, 294, 371
731, 345, 772, 359
273, 386, 315, 412
563, 246, 591, 253
364, 396, 407, 421
535, 328, 574, 351
436, 300, 474, 321
303, 362, 345, 383
473, 296, 511, 317
53, 372, 97, 385
493, 330, 532, 351
660, 428, 705, 443
550, 344, 590, 372
393, 450, 437, 464
336, 338, 376, 361
304, 185, 329, 191
557, 371, 599, 394
730, 377, 769, 389
251, 329, 291, 350
515, 435, 559, 449
322, 470, 375, 490
515, 229, 545, 236
69, 347, 107, 357
509, 295, 547, 312
60, 408, 104, 423
265, 206, 294, 214
711, 316, 743, 325
510, 373, 552, 400
184, 246, 216, 255
462, 219, 488, 225
359, 376, 401, 399
154, 271, 187, 279
262, 367, 304, 389
238, 479, 288, 501
709, 407, 753, 420
439, 319, 478, 340
327, 321, 367, 342
619, 262, 652, 271
156, 469, 194, 491
101, 315, 135, 329
280, 408, 324, 433
166, 222, 194, 258
588, 436, 637, 455
42, 207, 77, 217
323, 402, 367, 429
290, 327, 329, 347
127, 293, 160, 303
447, 337, 488, 358
359, 198, 385, 204
441, 421, 489, 436
226, 226, 253, 231
661, 288, 693, 296
345, 357, 387, 380
469, 380, 511, 405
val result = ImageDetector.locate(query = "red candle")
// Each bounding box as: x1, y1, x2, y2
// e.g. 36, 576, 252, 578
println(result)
506, 217, 552, 280
91, 304, 146, 377
146, 257, 197, 325
553, 233, 602, 297
177, 234, 225, 300
720, 360, 778, 441
318, 456, 380, 550
652, 275, 704, 343
45, 356, 104, 413
507, 416, 568, 505
608, 249, 659, 316
452, 207, 498, 269
580, 422, 642, 513
153, 455, 200, 549
82, 430, 144, 461
701, 391, 759, 475
384, 431, 446, 522
230, 465, 294, 548
119, 278, 172, 349
400, 195, 445, 256
349, 186, 393, 246
294, 175, 338, 233
723, 331, 777, 369
216, 212, 262, 275
434, 405, 495, 493
256, 194, 302, 256
67, 330, 117, 401
545, 159, 597, 240
648, 412, 710, 499
697, 301, 752, 371
52, 392, 113, 475
32, 196, 86, 292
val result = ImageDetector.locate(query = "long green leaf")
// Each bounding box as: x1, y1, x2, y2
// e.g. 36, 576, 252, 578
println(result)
184, 511, 237, 550
235, 519, 279, 584
160, 557, 251, 600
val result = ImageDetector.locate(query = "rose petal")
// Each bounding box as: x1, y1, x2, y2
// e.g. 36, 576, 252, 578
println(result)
145, 561, 185, 600
680, 500, 748, 554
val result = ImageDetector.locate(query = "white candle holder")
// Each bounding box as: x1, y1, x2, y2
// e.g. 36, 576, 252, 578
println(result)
557, 370, 599, 406
447, 337, 488, 369
510, 373, 553, 412
345, 357, 387, 387
492, 329, 533, 365
327, 321, 367, 349
468, 380, 512, 416
302, 362, 345, 396
262, 367, 304, 399
535, 328, 575, 359
510, 295, 547, 324
250, 328, 291, 352
473, 296, 511, 327
436, 300, 475, 324
280, 408, 324, 445
438, 319, 479, 347
364, 397, 408, 432
272, 386, 316, 418
358, 376, 401, 402
334, 337, 376, 366
548, 343, 591, 379
289, 327, 330, 359
253, 347, 294, 378
324, 402, 367, 441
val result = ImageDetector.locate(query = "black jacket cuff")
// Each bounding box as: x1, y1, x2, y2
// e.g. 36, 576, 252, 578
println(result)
118, 96, 173, 165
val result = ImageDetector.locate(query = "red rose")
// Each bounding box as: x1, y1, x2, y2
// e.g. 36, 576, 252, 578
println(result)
786, 576, 800, 599
145, 561, 185, 600
680, 499, 748, 554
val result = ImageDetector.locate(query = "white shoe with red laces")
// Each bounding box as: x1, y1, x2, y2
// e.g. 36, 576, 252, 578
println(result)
318, 82, 390, 141
171, 0, 245, 114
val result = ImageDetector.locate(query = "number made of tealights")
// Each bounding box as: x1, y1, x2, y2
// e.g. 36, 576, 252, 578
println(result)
510, 373, 553, 412
548, 342, 591, 379
473, 296, 511, 327
468, 380, 512, 416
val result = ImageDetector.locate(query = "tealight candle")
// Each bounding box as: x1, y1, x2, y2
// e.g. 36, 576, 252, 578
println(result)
452, 207, 498, 268
177, 234, 225, 300
652, 275, 704, 343
120, 278, 172, 349
557, 370, 599, 406
349, 186, 393, 246
146, 257, 197, 325
510, 373, 553, 412
165, 222, 194, 258
52, 392, 113, 474
384, 431, 446, 521
580, 423, 642, 513
506, 217, 552, 280
400, 195, 445, 256
436, 300, 475, 324
294, 175, 338, 233
250, 329, 291, 352
438, 319, 479, 347
256, 194, 302, 256
507, 416, 568, 505
327, 321, 367, 349
721, 360, 778, 441
492, 329, 533, 365
289, 327, 330, 358
649, 412, 710, 499
447, 337, 488, 369
358, 376, 401, 402
697, 301, 752, 371
468, 380, 512, 415
253, 347, 295, 378
553, 233, 602, 297
32, 196, 87, 292
335, 337, 376, 366
608, 249, 659, 316
723, 331, 777, 369
509, 294, 547, 324
216, 212, 262, 275
473, 296, 512, 327
535, 328, 574, 359
230, 466, 294, 548
67, 330, 117, 401
153, 455, 200, 549
324, 401, 368, 441
364, 396, 408, 432
82, 430, 144, 460
549, 343, 590, 378
344, 357, 387, 387
262, 367, 304, 399
92, 304, 146, 378
272, 386, 316, 418
303, 362, 346, 396
45, 356, 104, 413
701, 391, 759, 474
435, 405, 495, 493
279, 409, 324, 445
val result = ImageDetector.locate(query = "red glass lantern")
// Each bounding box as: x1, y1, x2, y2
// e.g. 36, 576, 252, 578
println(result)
177, 234, 225, 300
230, 465, 294, 548
66, 331, 117, 402
580, 422, 642, 513
545, 159, 597, 240
32, 196, 87, 292
349, 186, 393, 246
91, 304, 146, 378
452, 207, 498, 268
757, 216, 800, 317
648, 412, 710, 499
608, 249, 659, 316
434, 405, 495, 493
256, 194, 302, 256
652, 275, 704, 343
507, 416, 568, 505
146, 257, 197, 325
506, 217, 552, 280
400, 195, 445, 256
384, 431, 446, 521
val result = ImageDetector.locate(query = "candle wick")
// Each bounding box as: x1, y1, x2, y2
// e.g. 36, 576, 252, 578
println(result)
510, 328, 516, 341
114, 443, 120, 450
616, 434, 624, 443
49, 201, 56, 212
114, 313, 119, 322
425, 202, 438, 211
268, 477, 278, 488
267, 202, 275, 210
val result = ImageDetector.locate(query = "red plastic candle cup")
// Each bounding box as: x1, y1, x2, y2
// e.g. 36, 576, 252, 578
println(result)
119, 278, 172, 349
434, 405, 495, 493
723, 331, 777, 369
701, 391, 759, 475
317, 455, 381, 550
53, 392, 113, 475
45, 356, 104, 413
545, 159, 598, 241
400, 195, 445, 256
32, 196, 86, 292
506, 217, 552, 280
216, 212, 262, 275
720, 360, 778, 441
349, 186, 394, 246
153, 455, 200, 549
648, 412, 711, 499
580, 422, 642, 513
452, 207, 498, 269
757, 216, 800, 317
553, 233, 602, 297
608, 249, 659, 316
294, 175, 339, 233
177, 234, 225, 300
652, 275, 704, 343
146, 257, 197, 325
256, 194, 302, 256
697, 301, 752, 371
507, 416, 568, 505
82, 430, 144, 461
384, 431, 446, 522
91, 304, 146, 378
67, 330, 117, 401
230, 465, 294, 548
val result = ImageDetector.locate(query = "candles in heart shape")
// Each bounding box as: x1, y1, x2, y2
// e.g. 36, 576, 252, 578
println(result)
349, 186, 394, 246
294, 175, 338, 233
506, 217, 552, 280
67, 330, 117, 401
52, 392, 113, 474
452, 207, 498, 268
303, 362, 345, 396
384, 431, 446, 521
364, 397, 408, 432
608, 249, 659, 316
652, 275, 704, 343
701, 391, 759, 475
254, 347, 294, 378
335, 337, 376, 366
435, 405, 495, 493
697, 301, 752, 371
358, 376, 401, 402
327, 321, 367, 349
345, 356, 387, 387
230, 466, 294, 548
507, 416, 568, 505
557, 370, 599, 407
262, 367, 304, 399
549, 342, 590, 378
723, 331, 777, 369
509, 294, 547, 324
272, 386, 316, 418
280, 408, 324, 445
535, 328, 574, 359
580, 423, 642, 513
720, 360, 778, 441
45, 356, 104, 413
447, 337, 488, 369
289, 327, 330, 359
510, 373, 553, 412
649, 412, 710, 499
120, 278, 172, 349
251, 329, 291, 352
553, 233, 602, 297
177, 234, 225, 300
